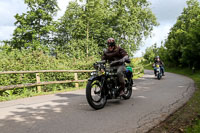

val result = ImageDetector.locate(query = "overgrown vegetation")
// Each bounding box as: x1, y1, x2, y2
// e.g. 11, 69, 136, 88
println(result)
0, 46, 99, 101
0, 45, 143, 101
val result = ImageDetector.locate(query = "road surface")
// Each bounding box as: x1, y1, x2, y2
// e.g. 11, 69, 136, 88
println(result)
0, 70, 195, 133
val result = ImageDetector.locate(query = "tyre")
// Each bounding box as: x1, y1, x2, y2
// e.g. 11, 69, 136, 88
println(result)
122, 79, 132, 99
86, 80, 107, 110
157, 73, 161, 80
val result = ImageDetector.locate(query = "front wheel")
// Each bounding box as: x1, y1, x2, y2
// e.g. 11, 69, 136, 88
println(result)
86, 80, 107, 110
157, 73, 161, 80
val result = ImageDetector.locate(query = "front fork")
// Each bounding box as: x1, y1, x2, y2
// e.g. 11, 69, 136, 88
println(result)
100, 76, 107, 97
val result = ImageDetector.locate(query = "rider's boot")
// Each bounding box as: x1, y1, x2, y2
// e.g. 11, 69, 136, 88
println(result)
119, 82, 125, 96
154, 70, 157, 76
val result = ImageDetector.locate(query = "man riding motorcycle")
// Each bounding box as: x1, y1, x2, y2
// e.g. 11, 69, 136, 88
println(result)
153, 56, 165, 76
101, 38, 130, 96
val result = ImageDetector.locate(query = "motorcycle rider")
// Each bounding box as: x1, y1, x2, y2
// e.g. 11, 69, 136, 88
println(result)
102, 38, 130, 96
153, 56, 165, 76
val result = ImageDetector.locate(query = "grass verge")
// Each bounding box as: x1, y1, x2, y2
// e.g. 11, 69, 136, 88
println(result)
145, 64, 200, 133
0, 84, 87, 102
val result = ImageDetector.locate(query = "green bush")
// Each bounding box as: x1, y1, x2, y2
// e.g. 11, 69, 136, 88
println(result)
0, 47, 99, 97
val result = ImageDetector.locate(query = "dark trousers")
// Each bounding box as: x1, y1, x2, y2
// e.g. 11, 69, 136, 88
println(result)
154, 66, 165, 74
116, 65, 126, 90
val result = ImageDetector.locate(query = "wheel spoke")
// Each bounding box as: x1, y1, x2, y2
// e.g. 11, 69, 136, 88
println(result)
91, 82, 102, 102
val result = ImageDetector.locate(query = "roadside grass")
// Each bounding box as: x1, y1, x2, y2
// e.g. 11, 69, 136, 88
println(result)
0, 83, 87, 102
144, 64, 200, 133
133, 73, 144, 79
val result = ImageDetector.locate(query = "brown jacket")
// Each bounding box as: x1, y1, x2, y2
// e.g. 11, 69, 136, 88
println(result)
101, 46, 128, 62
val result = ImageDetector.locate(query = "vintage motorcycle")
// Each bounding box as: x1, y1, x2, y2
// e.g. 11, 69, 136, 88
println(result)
155, 64, 162, 80
86, 60, 133, 110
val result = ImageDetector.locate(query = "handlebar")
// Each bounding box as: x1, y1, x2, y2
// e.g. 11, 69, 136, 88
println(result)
96, 60, 106, 64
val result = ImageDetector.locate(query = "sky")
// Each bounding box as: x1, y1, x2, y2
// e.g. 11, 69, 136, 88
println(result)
0, 0, 195, 57
135, 0, 189, 57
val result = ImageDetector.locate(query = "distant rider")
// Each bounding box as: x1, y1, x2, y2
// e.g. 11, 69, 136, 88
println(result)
102, 38, 130, 96
153, 56, 165, 76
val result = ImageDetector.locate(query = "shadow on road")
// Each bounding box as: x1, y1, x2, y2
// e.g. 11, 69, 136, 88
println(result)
0, 92, 89, 133
56, 93, 82, 98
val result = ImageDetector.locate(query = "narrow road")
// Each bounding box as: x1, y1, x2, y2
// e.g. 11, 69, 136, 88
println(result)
0, 70, 195, 133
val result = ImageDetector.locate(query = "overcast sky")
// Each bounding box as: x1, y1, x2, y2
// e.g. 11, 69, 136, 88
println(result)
0, 0, 197, 57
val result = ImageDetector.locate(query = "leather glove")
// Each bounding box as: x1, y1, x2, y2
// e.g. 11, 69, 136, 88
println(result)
118, 58, 124, 63
110, 60, 119, 66
119, 55, 130, 63
123, 55, 131, 63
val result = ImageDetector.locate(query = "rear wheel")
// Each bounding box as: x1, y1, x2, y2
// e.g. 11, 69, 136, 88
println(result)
122, 79, 132, 99
86, 80, 107, 110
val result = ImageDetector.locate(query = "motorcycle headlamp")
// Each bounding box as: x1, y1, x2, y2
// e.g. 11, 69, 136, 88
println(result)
91, 71, 97, 76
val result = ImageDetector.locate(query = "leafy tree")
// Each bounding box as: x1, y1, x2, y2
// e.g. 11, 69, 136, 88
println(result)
143, 43, 158, 63
109, 0, 158, 55
10, 0, 59, 50
165, 0, 200, 68
55, 0, 158, 57
55, 0, 113, 58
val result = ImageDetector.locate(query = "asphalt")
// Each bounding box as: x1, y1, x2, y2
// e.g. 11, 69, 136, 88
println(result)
0, 70, 195, 133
